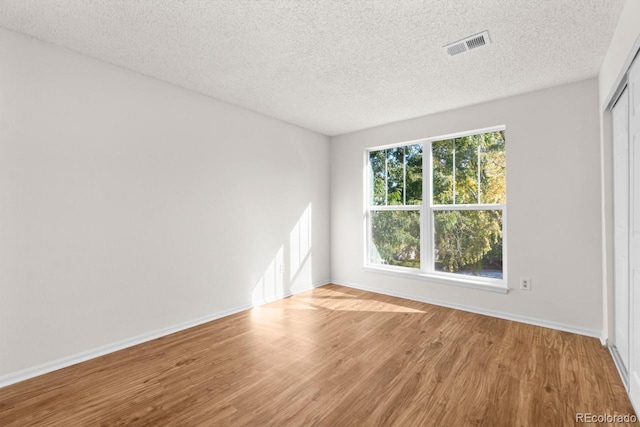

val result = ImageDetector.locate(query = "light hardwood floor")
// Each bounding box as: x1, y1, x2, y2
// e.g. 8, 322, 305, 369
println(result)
0, 284, 636, 426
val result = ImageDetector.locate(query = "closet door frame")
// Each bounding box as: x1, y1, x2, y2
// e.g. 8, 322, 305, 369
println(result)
627, 54, 640, 413
612, 87, 630, 383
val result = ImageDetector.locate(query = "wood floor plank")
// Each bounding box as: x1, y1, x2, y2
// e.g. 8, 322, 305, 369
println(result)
0, 284, 635, 426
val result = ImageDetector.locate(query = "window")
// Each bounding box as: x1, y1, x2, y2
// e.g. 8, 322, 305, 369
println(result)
369, 144, 423, 268
366, 127, 506, 289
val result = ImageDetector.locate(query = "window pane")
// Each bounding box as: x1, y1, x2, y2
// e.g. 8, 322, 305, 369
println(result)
433, 131, 505, 206
405, 144, 423, 205
454, 135, 479, 204
370, 144, 423, 206
432, 139, 454, 204
386, 147, 404, 205
480, 130, 506, 204
370, 210, 420, 268
433, 209, 503, 279
369, 150, 386, 206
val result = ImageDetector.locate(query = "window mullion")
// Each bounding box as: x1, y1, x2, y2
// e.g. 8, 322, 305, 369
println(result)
370, 205, 421, 211
452, 139, 456, 205
477, 137, 481, 204
384, 150, 388, 205
403, 147, 406, 205
422, 141, 432, 273
432, 203, 505, 210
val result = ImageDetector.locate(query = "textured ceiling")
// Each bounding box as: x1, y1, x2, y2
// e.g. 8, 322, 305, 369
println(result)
0, 0, 626, 136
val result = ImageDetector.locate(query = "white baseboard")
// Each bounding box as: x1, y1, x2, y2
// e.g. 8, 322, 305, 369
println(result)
600, 331, 608, 346
0, 280, 330, 389
332, 279, 602, 339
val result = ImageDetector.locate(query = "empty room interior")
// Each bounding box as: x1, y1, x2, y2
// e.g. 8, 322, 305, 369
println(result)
2, 1, 640, 425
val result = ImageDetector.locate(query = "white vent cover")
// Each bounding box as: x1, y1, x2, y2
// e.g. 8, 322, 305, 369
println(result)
444, 31, 491, 57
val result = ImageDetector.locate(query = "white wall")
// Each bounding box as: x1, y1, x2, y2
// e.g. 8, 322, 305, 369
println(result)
331, 78, 603, 335
0, 28, 330, 381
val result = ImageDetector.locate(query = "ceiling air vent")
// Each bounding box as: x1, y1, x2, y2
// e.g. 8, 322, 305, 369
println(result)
444, 31, 491, 57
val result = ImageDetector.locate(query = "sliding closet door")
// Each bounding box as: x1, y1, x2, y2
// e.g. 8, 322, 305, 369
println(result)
629, 56, 640, 411
613, 88, 630, 373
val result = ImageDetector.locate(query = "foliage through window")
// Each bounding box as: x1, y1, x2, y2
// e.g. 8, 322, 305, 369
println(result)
367, 129, 506, 282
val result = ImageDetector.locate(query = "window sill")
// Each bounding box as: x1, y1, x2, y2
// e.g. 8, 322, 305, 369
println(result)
363, 265, 509, 294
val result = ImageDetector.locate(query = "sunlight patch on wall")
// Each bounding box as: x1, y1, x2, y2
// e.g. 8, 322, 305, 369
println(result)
290, 204, 311, 275
251, 203, 314, 306
290, 204, 312, 291
252, 245, 284, 306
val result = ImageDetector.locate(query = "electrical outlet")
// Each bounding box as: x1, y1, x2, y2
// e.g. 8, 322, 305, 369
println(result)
520, 277, 531, 291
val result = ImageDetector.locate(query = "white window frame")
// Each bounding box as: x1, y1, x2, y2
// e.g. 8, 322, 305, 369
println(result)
364, 125, 508, 293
